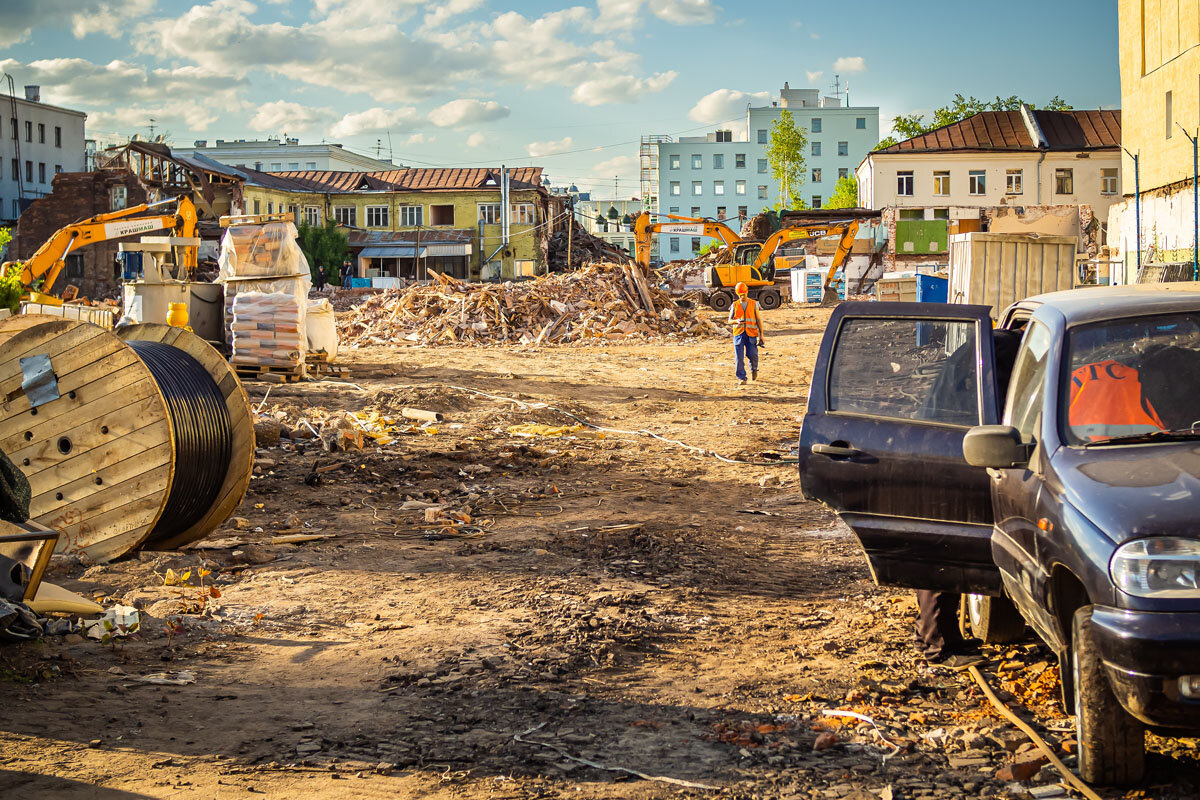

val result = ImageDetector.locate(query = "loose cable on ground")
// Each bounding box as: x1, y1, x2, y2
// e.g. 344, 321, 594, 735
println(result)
966, 665, 1103, 800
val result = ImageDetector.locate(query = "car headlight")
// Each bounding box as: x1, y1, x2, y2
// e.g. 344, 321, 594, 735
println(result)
1111, 538, 1200, 598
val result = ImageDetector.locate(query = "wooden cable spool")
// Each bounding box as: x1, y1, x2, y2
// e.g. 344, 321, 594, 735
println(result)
0, 316, 253, 562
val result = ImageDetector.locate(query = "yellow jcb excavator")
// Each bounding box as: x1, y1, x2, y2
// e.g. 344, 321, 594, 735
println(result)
4, 196, 198, 304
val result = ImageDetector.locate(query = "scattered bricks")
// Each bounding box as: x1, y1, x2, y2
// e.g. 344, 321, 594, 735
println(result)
995, 753, 1049, 783
254, 420, 283, 448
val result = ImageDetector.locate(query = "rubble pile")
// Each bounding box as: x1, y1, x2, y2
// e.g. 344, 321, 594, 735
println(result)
547, 217, 630, 270
741, 211, 773, 241
337, 263, 727, 347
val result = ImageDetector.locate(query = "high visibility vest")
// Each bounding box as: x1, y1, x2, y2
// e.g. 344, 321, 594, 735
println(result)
1068, 359, 1165, 441
731, 298, 760, 338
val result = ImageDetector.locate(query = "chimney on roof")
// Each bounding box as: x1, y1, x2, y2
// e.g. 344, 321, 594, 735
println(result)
24, 85, 39, 102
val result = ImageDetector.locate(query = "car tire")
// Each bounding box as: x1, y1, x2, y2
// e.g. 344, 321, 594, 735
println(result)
758, 289, 782, 310
965, 593, 1026, 644
1072, 606, 1145, 786
708, 291, 733, 312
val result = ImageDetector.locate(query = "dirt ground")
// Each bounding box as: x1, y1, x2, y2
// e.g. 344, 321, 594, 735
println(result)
2, 304, 1199, 799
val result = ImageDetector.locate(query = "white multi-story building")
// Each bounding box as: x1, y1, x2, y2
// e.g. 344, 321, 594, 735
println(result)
0, 85, 86, 221
652, 83, 879, 258
172, 138, 399, 173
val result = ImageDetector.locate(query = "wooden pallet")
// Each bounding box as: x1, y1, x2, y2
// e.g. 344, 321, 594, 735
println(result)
233, 364, 305, 384
305, 353, 350, 378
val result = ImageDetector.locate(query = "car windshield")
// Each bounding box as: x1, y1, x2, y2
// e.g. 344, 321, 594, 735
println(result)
1064, 312, 1200, 445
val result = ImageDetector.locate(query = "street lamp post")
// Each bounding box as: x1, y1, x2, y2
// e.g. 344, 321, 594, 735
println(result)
1123, 147, 1142, 275
1180, 125, 1199, 282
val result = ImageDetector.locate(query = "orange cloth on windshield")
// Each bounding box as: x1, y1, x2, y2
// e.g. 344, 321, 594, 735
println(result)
1068, 360, 1165, 441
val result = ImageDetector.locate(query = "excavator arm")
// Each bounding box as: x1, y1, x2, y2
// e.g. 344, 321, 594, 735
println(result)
633, 211, 741, 270
11, 196, 198, 297
820, 221, 860, 306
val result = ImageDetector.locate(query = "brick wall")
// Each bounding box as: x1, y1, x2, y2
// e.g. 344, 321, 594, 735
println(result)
11, 170, 148, 299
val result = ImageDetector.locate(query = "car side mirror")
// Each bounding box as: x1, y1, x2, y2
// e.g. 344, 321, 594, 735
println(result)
963, 425, 1032, 468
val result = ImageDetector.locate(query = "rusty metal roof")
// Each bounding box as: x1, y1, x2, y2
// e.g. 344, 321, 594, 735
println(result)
346, 229, 474, 245
255, 167, 544, 193
876, 110, 1121, 154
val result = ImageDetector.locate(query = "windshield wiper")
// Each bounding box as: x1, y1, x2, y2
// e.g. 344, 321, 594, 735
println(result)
1083, 429, 1200, 447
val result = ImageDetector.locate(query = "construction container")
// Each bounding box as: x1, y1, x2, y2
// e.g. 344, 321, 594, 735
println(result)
948, 232, 1077, 316
875, 273, 948, 303
790, 268, 845, 303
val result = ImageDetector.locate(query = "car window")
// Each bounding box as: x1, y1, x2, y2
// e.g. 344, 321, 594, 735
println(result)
1005, 321, 1052, 439
828, 317, 980, 426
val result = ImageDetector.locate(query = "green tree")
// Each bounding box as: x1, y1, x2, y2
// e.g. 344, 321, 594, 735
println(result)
874, 94, 1075, 151
698, 241, 721, 256
0, 228, 22, 314
766, 108, 808, 210
297, 219, 349, 285
823, 176, 859, 209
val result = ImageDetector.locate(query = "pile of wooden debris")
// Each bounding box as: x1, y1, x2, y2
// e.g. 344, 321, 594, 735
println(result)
337, 262, 727, 346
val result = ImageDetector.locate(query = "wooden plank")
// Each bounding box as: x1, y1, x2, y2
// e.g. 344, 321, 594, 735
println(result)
0, 346, 144, 424
27, 426, 172, 492
19, 406, 170, 478
0, 370, 162, 448
38, 492, 164, 561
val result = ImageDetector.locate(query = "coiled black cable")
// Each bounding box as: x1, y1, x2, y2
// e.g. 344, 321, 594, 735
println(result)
127, 341, 232, 539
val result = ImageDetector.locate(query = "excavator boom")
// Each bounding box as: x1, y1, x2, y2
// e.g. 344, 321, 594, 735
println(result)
633, 211, 741, 270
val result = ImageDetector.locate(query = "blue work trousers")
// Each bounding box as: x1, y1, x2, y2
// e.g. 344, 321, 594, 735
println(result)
734, 333, 759, 381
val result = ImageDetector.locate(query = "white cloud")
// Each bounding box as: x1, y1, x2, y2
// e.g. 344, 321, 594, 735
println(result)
331, 107, 421, 137
592, 154, 638, 180
249, 100, 335, 133
571, 71, 677, 106
648, 0, 717, 25
423, 0, 484, 29
805, 70, 823, 84
527, 137, 574, 157
466, 132, 486, 148
0, 0, 155, 45
833, 56, 865, 73
428, 98, 510, 128
687, 88, 771, 123
405, 133, 433, 144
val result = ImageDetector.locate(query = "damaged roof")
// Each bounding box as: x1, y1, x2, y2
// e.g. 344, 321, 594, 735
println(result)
346, 229, 474, 246
242, 166, 545, 193
875, 109, 1121, 154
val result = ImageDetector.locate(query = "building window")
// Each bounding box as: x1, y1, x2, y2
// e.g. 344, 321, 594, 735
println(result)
668, 206, 679, 214
1006, 169, 1023, 194
430, 204, 454, 225
54, 126, 61, 147
838, 168, 848, 180
716, 206, 726, 219
54, 164, 62, 174
1101, 168, 1118, 195
670, 237, 680, 253
757, 185, 768, 200
269, 162, 282, 171
691, 237, 701, 252
289, 204, 300, 224
738, 205, 747, 218
812, 141, 822, 157
253, 200, 261, 214
366, 205, 389, 227
110, 185, 127, 210
65, 254, 84, 280
811, 168, 822, 183
24, 121, 31, 142
306, 162, 317, 170
812, 195, 822, 208
691, 154, 702, 169
757, 158, 767, 174
511, 203, 535, 224
1055, 168, 1073, 195
24, 161, 32, 183
37, 123, 44, 144
303, 206, 322, 225
896, 170, 913, 196
333, 205, 357, 226
735, 153, 746, 168
856, 117, 866, 130
1166, 91, 1173, 139
932, 208, 950, 220
670, 181, 680, 196
692, 181, 702, 195
9, 118, 15, 140
401, 205, 424, 226
713, 180, 724, 195
267, 202, 274, 214
287, 162, 299, 170
757, 129, 767, 144
968, 170, 986, 195
933, 170, 950, 196
669, 154, 680, 170
478, 203, 501, 224
9, 158, 16, 180
691, 206, 701, 217
812, 118, 822, 133
838, 141, 848, 156
713, 154, 724, 169
37, 163, 45, 184
736, 180, 746, 195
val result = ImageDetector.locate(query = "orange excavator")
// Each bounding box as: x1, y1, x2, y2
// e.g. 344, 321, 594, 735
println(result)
4, 196, 198, 304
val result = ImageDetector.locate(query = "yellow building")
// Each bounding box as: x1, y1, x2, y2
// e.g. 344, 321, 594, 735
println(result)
1110, 1, 1200, 276
240, 166, 559, 282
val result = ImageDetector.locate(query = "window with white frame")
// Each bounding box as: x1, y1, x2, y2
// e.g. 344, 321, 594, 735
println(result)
757, 185, 768, 200
511, 203, 535, 224
303, 206, 322, 226
692, 181, 703, 195
670, 181, 680, 196
968, 170, 986, 195
714, 180, 725, 195
478, 203, 501, 224
333, 205, 357, 226
933, 170, 950, 196
1055, 168, 1074, 195
401, 205, 424, 226
896, 171, 914, 196
366, 205, 390, 227
736, 180, 746, 195
669, 154, 680, 170
713, 154, 724, 169
1101, 168, 1118, 195
691, 154, 702, 169
1006, 169, 1023, 194
811, 168, 822, 183
110, 185, 127, 211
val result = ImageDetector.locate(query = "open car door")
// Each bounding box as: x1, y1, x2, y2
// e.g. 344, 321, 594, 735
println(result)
798, 302, 1003, 595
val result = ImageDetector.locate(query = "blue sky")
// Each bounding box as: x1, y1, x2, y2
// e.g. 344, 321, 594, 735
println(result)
1, 0, 1119, 198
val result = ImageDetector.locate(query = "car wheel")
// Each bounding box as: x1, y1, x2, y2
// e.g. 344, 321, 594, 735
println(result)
965, 593, 1026, 644
758, 289, 782, 310
708, 292, 733, 312
1072, 606, 1145, 785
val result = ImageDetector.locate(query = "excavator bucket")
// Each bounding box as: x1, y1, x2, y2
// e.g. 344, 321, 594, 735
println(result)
819, 286, 841, 307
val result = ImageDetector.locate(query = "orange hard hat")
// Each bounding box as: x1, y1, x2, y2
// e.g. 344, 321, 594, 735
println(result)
735, 282, 749, 295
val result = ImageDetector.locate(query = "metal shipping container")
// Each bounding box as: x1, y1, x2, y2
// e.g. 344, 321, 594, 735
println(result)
948, 232, 1077, 316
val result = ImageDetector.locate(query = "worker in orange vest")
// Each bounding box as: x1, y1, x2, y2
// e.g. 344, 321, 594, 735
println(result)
1068, 359, 1165, 441
728, 282, 764, 386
